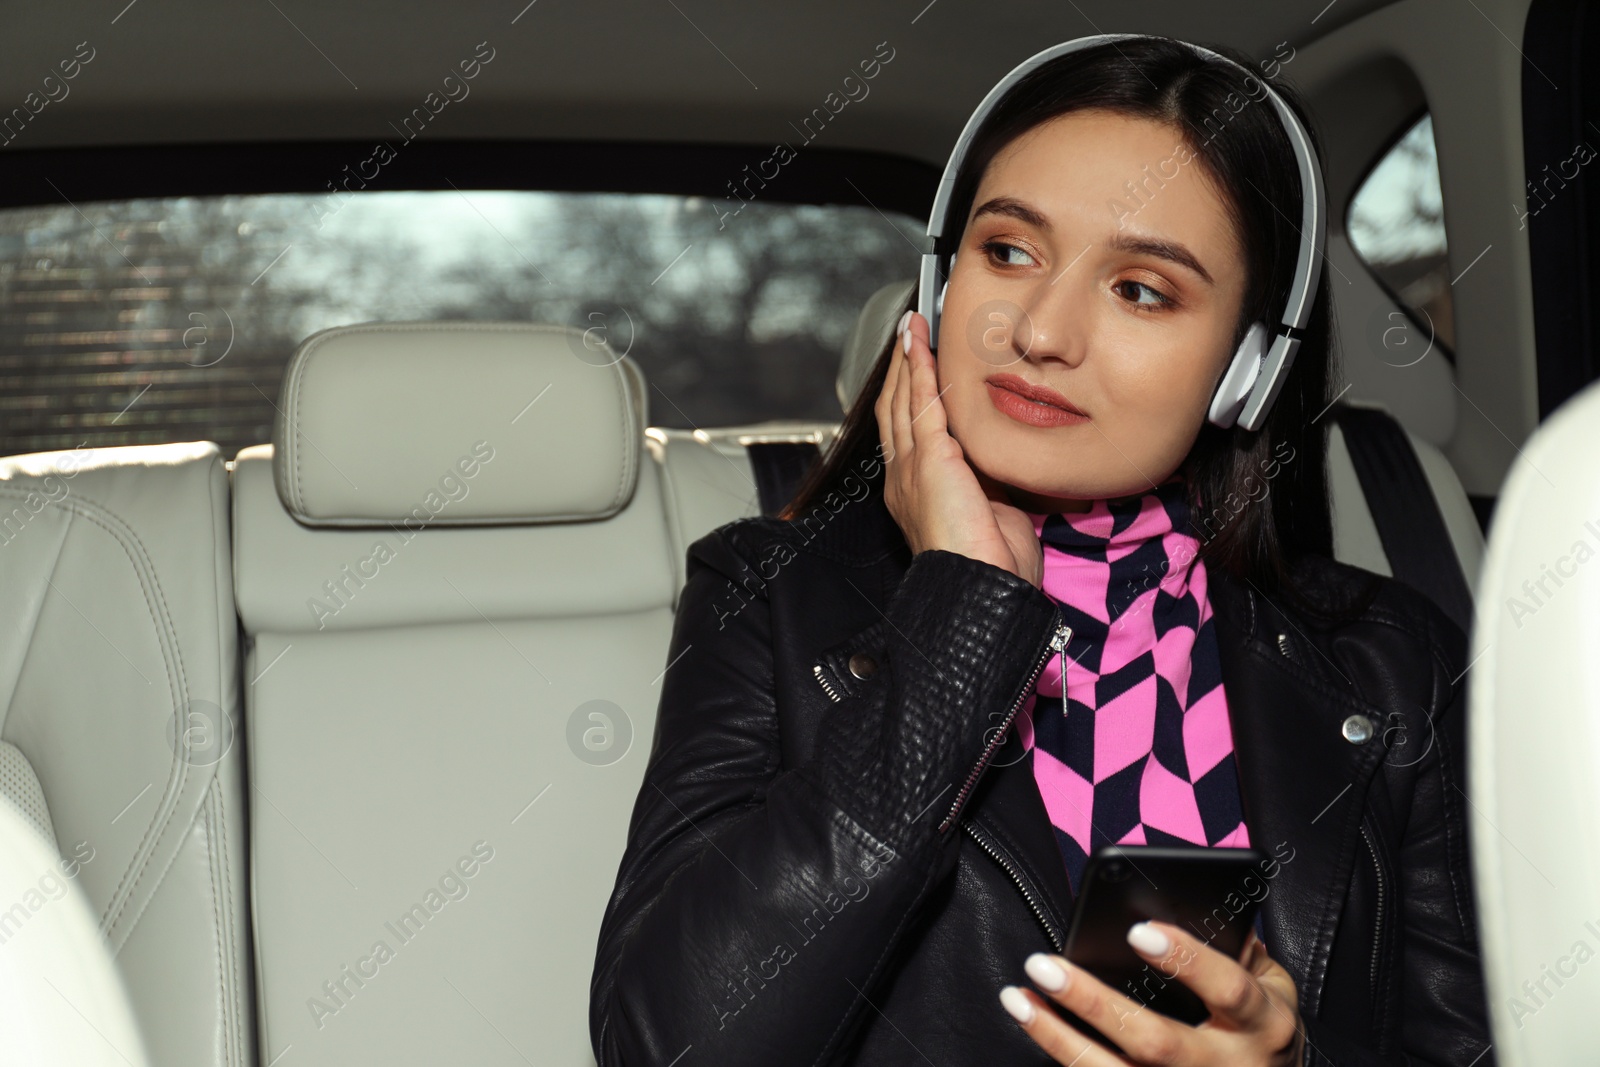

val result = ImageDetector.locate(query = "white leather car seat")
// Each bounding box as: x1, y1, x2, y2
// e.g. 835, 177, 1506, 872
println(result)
0, 795, 152, 1067
231, 322, 676, 1066
0, 442, 254, 1067
1468, 377, 1600, 1067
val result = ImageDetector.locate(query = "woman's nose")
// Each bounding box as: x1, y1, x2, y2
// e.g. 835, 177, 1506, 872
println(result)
1008, 279, 1088, 368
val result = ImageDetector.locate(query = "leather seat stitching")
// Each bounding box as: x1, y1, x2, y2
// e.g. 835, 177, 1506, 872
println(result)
0, 487, 195, 936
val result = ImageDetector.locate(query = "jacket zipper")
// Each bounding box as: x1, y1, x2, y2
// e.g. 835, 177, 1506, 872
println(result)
960, 817, 1064, 953
1360, 822, 1386, 990
938, 606, 1071, 834
813, 663, 844, 703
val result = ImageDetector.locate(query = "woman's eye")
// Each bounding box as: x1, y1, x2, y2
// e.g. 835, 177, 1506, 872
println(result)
981, 239, 1036, 267
1115, 279, 1172, 307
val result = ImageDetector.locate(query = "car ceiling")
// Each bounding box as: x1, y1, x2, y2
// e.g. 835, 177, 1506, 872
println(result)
7, 0, 1397, 170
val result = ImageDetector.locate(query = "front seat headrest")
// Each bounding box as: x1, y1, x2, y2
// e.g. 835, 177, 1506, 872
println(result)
0, 799, 151, 1066
1469, 376, 1600, 1060
271, 322, 647, 526
837, 279, 915, 415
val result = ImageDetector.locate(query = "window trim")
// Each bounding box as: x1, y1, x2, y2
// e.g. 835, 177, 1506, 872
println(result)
0, 138, 939, 221
1522, 0, 1600, 420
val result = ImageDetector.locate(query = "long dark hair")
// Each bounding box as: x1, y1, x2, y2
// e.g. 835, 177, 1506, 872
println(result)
782, 37, 1339, 599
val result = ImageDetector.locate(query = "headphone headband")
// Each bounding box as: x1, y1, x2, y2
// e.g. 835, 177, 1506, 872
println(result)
918, 34, 1327, 431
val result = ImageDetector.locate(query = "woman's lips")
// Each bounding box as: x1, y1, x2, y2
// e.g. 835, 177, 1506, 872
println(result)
984, 376, 1089, 428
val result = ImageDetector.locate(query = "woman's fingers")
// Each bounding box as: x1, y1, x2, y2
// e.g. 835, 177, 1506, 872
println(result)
883, 321, 908, 463
998, 986, 1132, 1067
1016, 952, 1192, 1065
1124, 922, 1279, 1033
890, 321, 914, 474
904, 311, 949, 446
1240, 931, 1269, 975
1006, 927, 1304, 1065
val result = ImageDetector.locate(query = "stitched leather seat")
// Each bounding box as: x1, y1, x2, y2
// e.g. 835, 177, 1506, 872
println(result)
0, 441, 254, 1067
231, 322, 676, 1066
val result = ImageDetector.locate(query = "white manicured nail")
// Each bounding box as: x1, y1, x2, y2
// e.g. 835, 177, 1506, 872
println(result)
1128, 922, 1171, 956
999, 985, 1035, 1024
901, 326, 912, 354
1024, 953, 1070, 992
896, 309, 912, 336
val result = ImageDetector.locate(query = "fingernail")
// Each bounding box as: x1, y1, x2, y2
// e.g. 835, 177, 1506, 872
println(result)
999, 985, 1035, 1024
896, 309, 912, 336
1024, 952, 1070, 993
901, 326, 913, 354
1127, 922, 1171, 957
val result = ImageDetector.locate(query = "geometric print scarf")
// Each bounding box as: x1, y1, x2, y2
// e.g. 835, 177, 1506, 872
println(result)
1014, 476, 1251, 896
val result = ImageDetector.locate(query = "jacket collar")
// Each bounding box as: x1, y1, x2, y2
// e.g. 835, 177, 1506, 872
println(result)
787, 456, 906, 564
803, 481, 1394, 1009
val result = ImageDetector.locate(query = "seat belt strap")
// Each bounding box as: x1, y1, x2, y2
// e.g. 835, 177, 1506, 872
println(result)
1330, 403, 1475, 635
747, 441, 821, 518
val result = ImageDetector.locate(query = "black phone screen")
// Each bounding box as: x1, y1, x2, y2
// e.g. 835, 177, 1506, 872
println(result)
1060, 844, 1269, 1030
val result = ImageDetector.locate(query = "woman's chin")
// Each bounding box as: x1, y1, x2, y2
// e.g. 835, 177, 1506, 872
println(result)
1007, 486, 1097, 514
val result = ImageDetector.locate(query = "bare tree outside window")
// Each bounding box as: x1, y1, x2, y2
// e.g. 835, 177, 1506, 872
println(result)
1347, 113, 1456, 354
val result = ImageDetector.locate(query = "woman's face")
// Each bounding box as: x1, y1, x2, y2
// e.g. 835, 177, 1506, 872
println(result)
936, 108, 1250, 513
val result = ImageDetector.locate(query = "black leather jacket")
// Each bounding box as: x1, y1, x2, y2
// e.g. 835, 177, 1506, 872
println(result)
589, 479, 1495, 1066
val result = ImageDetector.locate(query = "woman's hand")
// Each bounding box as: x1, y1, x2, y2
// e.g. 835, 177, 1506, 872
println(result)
876, 309, 1044, 588
999, 923, 1306, 1066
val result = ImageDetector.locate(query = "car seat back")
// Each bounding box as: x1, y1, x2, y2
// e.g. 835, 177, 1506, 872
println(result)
232, 323, 676, 1066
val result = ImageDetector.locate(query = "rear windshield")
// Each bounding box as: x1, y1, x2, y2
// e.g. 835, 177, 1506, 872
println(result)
0, 190, 923, 457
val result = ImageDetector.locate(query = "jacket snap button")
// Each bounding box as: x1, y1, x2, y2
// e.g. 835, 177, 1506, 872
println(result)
848, 653, 878, 680
1341, 714, 1374, 744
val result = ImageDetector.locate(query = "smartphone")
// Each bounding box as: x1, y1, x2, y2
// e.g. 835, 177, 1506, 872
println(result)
1060, 845, 1267, 1029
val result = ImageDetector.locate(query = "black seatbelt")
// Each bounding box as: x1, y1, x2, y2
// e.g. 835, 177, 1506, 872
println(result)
1330, 403, 1475, 635
748, 441, 821, 518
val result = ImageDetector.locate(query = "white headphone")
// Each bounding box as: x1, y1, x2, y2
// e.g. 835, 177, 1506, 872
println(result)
921, 34, 1326, 431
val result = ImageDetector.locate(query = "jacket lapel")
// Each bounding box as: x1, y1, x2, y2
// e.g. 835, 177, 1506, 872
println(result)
965, 729, 1077, 947
1204, 568, 1391, 1015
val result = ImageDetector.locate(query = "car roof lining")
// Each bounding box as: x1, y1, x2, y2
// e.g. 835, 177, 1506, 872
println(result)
8, 0, 1399, 164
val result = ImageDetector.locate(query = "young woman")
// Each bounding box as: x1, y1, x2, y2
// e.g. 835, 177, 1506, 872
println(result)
590, 36, 1493, 1067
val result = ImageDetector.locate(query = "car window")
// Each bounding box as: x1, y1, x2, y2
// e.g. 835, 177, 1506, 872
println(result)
0, 191, 923, 457
1346, 111, 1456, 358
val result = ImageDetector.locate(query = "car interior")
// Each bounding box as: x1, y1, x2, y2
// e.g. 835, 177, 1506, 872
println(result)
0, 1, 1594, 1064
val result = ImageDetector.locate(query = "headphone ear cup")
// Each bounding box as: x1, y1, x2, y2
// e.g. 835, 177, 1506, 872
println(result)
936, 251, 956, 317
1207, 321, 1269, 428
931, 251, 955, 351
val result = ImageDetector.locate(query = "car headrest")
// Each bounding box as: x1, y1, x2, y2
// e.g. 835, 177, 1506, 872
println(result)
271, 322, 647, 526
1469, 376, 1600, 1060
837, 279, 915, 414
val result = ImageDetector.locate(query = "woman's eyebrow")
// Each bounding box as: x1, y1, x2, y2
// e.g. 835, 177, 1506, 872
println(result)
971, 196, 1052, 232
973, 197, 1215, 287
1106, 232, 1215, 287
